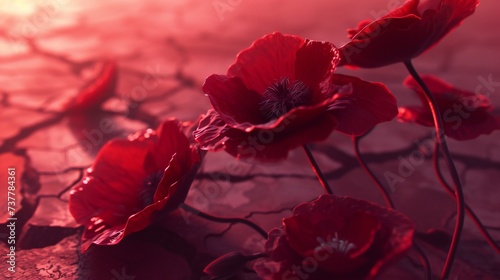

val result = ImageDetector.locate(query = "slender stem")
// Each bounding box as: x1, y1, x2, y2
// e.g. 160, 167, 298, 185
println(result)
353, 135, 395, 208
354, 135, 432, 278
413, 243, 432, 280
303, 145, 333, 195
353, 132, 431, 278
180, 203, 268, 239
433, 142, 500, 253
404, 60, 465, 280
352, 129, 433, 278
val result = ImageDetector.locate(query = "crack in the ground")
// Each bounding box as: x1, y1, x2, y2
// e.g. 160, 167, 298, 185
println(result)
203, 205, 294, 245
0, 113, 66, 154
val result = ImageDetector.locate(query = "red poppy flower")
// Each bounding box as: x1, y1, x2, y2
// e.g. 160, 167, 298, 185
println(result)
254, 195, 415, 280
194, 32, 397, 161
66, 60, 118, 111
69, 118, 200, 252
398, 75, 500, 140
339, 0, 479, 68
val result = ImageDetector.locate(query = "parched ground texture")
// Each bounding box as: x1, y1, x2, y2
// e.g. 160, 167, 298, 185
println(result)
0, 0, 499, 279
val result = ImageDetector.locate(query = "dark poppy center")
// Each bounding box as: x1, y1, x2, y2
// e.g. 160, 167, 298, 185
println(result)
260, 78, 311, 120
140, 170, 164, 207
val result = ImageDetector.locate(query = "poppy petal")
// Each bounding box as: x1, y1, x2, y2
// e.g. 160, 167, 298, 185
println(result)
203, 75, 266, 126
195, 109, 337, 162
294, 40, 340, 92
400, 75, 500, 140
69, 119, 200, 252
193, 109, 236, 152
339, 0, 478, 68
227, 32, 304, 93
256, 195, 415, 280
154, 118, 196, 171
328, 74, 398, 135
339, 15, 421, 68
69, 138, 152, 226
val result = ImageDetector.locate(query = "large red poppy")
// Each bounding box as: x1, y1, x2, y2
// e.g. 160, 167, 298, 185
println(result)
254, 195, 415, 280
398, 75, 500, 140
194, 32, 397, 162
339, 0, 479, 68
69, 118, 200, 252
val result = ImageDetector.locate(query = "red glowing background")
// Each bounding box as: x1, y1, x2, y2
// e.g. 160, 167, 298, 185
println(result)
0, 0, 499, 279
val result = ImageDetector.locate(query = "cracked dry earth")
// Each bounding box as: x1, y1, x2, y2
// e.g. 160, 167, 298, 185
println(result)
0, 0, 499, 279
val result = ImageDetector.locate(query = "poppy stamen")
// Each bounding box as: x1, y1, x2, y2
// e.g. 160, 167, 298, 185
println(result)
316, 232, 356, 254
260, 78, 311, 120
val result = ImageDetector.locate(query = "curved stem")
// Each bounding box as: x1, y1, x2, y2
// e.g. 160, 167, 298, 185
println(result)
180, 203, 268, 239
354, 131, 430, 278
303, 145, 333, 194
353, 135, 395, 208
433, 142, 500, 253
413, 243, 432, 280
404, 60, 465, 280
